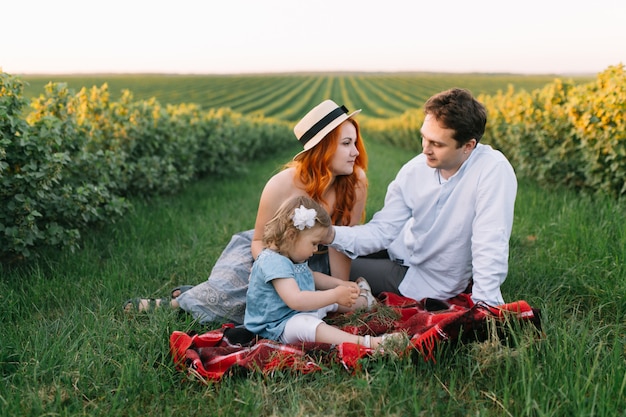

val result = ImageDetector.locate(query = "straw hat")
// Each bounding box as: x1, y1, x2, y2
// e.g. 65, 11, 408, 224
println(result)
293, 100, 361, 158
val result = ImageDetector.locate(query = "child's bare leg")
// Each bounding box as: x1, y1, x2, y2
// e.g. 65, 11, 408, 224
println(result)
315, 322, 383, 348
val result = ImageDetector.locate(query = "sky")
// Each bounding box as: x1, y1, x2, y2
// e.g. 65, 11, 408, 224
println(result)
2, 0, 625, 76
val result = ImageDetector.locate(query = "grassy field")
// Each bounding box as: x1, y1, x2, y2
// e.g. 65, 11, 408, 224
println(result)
18, 72, 594, 121
0, 137, 624, 416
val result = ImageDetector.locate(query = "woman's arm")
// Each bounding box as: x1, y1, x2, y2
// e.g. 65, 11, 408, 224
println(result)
327, 248, 351, 280
251, 170, 296, 259
328, 169, 368, 280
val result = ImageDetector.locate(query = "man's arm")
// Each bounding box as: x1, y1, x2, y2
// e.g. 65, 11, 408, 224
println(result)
328, 172, 414, 258
470, 160, 517, 305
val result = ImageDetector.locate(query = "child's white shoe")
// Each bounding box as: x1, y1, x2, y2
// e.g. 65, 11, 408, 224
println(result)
356, 277, 377, 310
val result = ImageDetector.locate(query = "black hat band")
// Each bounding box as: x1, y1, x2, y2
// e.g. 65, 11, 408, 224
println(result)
298, 105, 349, 146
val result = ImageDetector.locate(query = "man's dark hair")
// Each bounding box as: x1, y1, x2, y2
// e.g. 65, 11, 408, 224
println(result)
424, 88, 487, 145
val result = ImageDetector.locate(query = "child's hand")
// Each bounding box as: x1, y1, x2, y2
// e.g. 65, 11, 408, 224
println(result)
339, 281, 360, 293
334, 285, 359, 307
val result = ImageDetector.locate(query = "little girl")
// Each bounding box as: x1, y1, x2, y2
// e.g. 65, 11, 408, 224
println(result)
244, 195, 396, 349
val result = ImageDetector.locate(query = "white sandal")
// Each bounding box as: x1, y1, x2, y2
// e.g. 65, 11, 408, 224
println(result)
356, 277, 377, 309
376, 332, 409, 355
362, 335, 372, 348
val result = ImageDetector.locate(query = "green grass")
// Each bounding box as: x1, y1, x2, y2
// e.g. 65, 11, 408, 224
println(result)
1, 140, 624, 416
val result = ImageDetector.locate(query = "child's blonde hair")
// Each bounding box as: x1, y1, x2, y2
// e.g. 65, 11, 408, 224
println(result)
263, 195, 331, 252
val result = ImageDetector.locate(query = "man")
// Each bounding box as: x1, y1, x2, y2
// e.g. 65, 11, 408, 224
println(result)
327, 88, 517, 306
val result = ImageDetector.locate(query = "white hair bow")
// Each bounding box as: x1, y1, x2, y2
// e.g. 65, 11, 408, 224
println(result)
292, 205, 317, 230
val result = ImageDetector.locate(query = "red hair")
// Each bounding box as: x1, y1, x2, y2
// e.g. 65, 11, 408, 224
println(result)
286, 119, 368, 226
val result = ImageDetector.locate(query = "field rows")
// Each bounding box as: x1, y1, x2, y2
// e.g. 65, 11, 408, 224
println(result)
20, 73, 592, 121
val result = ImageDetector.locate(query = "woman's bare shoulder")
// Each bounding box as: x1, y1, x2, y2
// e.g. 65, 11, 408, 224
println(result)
356, 167, 368, 186
264, 168, 296, 190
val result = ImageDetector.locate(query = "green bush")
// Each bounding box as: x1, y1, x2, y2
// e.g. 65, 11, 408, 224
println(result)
1, 75, 82, 260
1, 74, 292, 261
362, 108, 424, 151
481, 64, 626, 197
481, 79, 587, 189
568, 64, 626, 196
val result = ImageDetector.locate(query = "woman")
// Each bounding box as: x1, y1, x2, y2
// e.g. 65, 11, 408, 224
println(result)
125, 99, 368, 324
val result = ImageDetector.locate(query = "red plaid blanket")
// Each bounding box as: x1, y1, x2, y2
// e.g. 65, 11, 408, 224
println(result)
169, 293, 541, 382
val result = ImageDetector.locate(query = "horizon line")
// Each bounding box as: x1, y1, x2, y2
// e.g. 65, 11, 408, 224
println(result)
9, 69, 599, 77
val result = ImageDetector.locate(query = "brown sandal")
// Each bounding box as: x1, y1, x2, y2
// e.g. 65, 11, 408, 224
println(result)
123, 297, 171, 312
